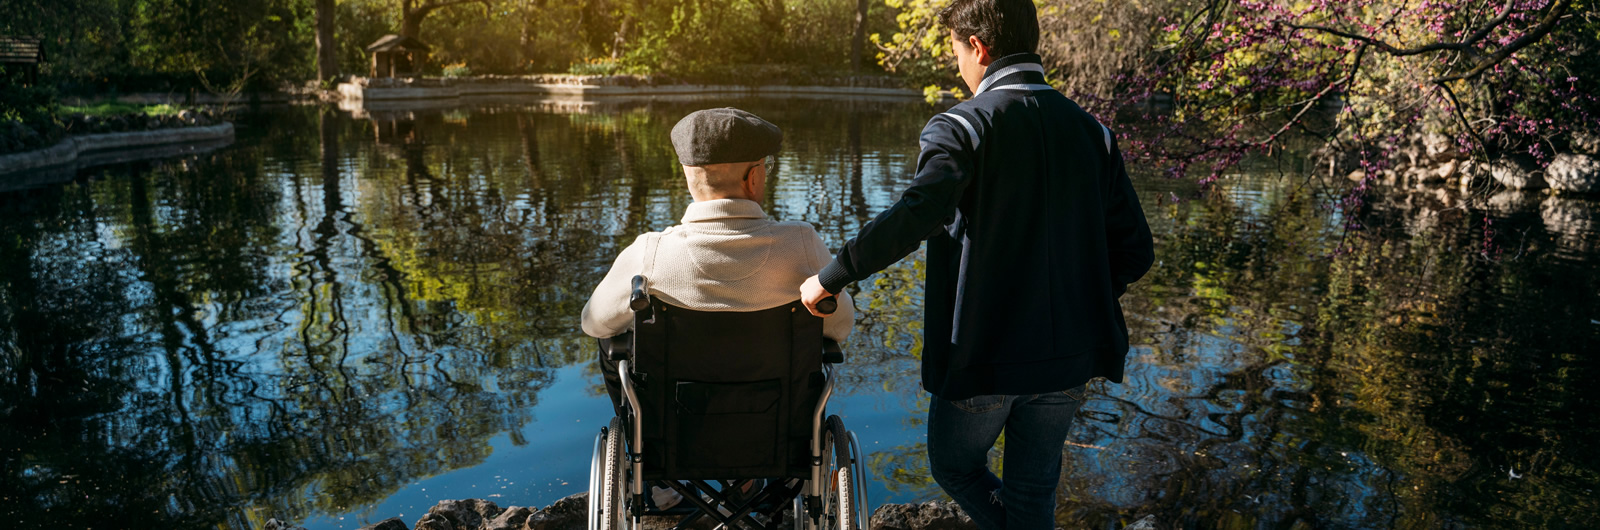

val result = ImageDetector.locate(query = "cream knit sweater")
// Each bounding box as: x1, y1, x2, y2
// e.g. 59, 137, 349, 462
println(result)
581, 199, 854, 342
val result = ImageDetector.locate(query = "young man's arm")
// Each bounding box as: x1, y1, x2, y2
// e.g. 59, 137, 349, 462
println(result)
1103, 135, 1155, 295
805, 115, 977, 310
580, 237, 650, 338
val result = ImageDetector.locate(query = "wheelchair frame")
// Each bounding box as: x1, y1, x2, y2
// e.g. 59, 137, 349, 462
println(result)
587, 275, 869, 530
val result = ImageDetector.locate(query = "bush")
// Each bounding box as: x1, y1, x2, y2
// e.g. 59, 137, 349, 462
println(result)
0, 84, 64, 156
441, 62, 473, 78
568, 58, 626, 76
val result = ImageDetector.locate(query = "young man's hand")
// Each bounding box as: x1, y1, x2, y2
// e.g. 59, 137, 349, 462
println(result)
800, 275, 833, 317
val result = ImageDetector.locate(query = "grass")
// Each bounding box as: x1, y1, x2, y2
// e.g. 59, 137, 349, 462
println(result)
58, 101, 186, 117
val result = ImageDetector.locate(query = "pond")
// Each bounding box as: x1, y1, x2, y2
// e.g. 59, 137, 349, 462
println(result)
1, 99, 1596, 529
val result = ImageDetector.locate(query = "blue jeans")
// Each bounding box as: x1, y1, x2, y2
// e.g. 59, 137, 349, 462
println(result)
928, 386, 1087, 530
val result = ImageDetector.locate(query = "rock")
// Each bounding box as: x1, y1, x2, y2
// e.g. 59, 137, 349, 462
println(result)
1422, 132, 1462, 162
414, 514, 452, 530
1434, 159, 1460, 182
868, 501, 976, 530
1125, 515, 1160, 530
1572, 130, 1600, 155
1545, 153, 1600, 193
1490, 155, 1547, 190
1346, 169, 1367, 182
264, 518, 307, 530
418, 499, 504, 530
1457, 159, 1490, 191
484, 506, 533, 530
526, 492, 587, 530
1407, 165, 1442, 186
357, 518, 408, 530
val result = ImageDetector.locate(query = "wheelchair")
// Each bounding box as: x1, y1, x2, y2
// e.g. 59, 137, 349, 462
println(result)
588, 275, 869, 530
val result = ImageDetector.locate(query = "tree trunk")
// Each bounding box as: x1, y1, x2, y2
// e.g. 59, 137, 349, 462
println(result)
402, 12, 423, 39
316, 0, 339, 81
851, 0, 867, 72
760, 0, 785, 59
612, 16, 630, 59
519, 0, 534, 64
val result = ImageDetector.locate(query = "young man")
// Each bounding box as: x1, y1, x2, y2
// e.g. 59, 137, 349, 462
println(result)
799, 0, 1154, 527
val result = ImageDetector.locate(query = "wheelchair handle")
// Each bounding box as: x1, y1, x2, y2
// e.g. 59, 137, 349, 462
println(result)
629, 275, 650, 312
816, 296, 838, 316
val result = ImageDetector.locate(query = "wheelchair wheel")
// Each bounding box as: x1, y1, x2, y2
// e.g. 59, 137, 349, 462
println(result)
588, 426, 607, 530
598, 416, 626, 530
823, 415, 865, 530
847, 430, 870, 530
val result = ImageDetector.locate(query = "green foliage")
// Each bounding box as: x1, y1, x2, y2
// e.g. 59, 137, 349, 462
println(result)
336, 0, 398, 76
0, 84, 63, 155
568, 58, 628, 76
0, 0, 314, 93
58, 102, 184, 117
343, 0, 896, 78
441, 62, 473, 78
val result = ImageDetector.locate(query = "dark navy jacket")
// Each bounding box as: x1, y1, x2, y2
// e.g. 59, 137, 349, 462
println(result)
816, 53, 1155, 400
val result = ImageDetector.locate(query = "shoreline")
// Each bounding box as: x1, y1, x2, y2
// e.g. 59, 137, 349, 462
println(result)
266, 494, 1156, 530
340, 81, 938, 102
0, 123, 235, 188
335, 74, 958, 114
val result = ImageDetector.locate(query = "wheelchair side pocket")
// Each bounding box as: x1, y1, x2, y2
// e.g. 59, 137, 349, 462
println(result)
674, 379, 782, 469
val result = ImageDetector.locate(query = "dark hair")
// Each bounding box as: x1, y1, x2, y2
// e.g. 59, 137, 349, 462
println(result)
938, 0, 1040, 57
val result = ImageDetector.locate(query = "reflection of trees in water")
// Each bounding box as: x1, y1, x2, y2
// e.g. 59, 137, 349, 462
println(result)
858, 173, 1600, 527
5, 103, 1593, 529
0, 108, 571, 528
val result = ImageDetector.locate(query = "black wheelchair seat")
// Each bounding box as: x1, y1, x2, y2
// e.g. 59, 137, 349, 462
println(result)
588, 275, 863, 530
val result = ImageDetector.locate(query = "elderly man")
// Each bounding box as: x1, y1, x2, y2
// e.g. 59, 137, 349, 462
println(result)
582, 106, 854, 407
582, 107, 854, 509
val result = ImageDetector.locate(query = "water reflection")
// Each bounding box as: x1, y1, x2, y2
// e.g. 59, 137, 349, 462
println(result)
0, 101, 1597, 529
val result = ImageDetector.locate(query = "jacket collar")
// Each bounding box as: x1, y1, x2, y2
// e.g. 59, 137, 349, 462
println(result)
974, 53, 1048, 96
682, 198, 768, 223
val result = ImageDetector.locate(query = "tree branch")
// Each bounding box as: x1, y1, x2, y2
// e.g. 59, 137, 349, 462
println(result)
1431, 0, 1571, 83
414, 0, 492, 17
1435, 81, 1488, 149
1285, 0, 1570, 84
1257, 44, 1370, 147
1286, 0, 1515, 58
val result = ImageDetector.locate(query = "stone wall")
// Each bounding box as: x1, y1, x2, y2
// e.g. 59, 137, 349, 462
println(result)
0, 123, 234, 178
337, 74, 939, 105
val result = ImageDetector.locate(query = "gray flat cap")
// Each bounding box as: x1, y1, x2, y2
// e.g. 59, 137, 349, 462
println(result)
671, 108, 782, 166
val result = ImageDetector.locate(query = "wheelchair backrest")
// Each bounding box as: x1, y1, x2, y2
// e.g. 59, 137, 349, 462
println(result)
628, 298, 826, 480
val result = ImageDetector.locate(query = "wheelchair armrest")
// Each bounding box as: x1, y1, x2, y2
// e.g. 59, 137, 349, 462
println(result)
606, 330, 633, 362
822, 338, 844, 364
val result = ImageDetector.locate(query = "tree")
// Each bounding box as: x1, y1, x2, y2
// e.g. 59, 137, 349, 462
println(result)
852, 0, 869, 72
873, 0, 1596, 224
317, 0, 338, 81
399, 0, 492, 40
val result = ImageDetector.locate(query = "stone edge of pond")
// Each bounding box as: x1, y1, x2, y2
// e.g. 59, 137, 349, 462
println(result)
338, 81, 949, 103
265, 493, 1157, 530
0, 122, 235, 180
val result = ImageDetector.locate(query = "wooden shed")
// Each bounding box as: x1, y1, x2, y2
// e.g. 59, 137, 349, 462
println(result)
366, 35, 430, 78
0, 36, 45, 86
